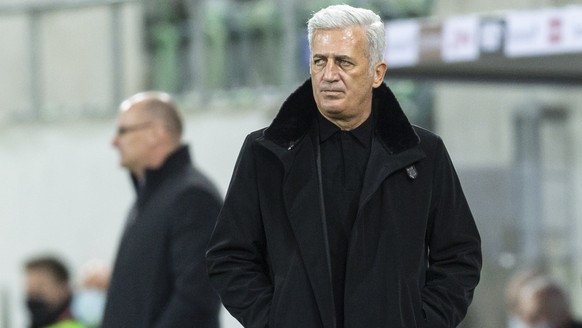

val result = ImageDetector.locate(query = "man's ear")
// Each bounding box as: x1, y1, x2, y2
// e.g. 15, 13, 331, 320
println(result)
372, 62, 387, 88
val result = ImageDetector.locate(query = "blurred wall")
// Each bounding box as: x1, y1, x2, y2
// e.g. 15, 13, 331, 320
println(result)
436, 83, 582, 328
0, 1, 145, 124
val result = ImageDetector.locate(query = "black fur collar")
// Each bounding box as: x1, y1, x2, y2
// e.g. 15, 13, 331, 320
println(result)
264, 79, 419, 154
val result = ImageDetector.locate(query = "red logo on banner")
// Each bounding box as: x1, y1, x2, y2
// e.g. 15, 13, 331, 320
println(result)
549, 17, 562, 44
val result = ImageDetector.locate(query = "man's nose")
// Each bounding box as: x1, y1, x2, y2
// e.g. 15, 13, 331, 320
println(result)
323, 61, 340, 81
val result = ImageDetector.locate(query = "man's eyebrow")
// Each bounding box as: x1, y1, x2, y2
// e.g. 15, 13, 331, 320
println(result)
312, 54, 353, 61
334, 55, 353, 61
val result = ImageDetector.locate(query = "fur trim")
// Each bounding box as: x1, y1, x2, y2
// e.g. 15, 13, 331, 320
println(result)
372, 81, 420, 153
264, 79, 419, 154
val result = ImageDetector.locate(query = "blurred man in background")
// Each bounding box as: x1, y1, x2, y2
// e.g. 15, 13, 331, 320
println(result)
516, 275, 582, 328
24, 255, 84, 328
71, 260, 110, 328
505, 269, 544, 328
103, 91, 222, 327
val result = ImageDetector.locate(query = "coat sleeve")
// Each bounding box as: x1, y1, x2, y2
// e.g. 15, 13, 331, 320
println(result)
421, 137, 482, 328
206, 135, 273, 328
153, 187, 223, 328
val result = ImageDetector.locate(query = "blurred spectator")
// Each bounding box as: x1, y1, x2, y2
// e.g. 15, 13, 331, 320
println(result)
506, 269, 545, 328
102, 91, 223, 327
71, 260, 110, 328
516, 276, 582, 328
24, 255, 84, 328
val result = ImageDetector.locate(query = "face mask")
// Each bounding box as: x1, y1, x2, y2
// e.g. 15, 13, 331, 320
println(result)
71, 289, 106, 327
508, 316, 529, 328
508, 317, 551, 328
26, 298, 59, 328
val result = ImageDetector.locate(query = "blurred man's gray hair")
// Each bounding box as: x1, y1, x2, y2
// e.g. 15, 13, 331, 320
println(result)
307, 4, 386, 72
120, 91, 183, 140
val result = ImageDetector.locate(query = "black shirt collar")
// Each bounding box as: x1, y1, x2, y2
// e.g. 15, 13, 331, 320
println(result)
317, 112, 340, 143
317, 110, 374, 147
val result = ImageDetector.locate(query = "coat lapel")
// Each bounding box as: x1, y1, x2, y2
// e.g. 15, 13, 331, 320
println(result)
286, 134, 337, 328
357, 86, 424, 208
360, 140, 426, 208
259, 131, 336, 328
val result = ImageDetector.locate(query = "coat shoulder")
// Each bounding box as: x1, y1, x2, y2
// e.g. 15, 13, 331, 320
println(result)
411, 125, 452, 166
412, 125, 442, 143
412, 125, 445, 151
190, 169, 224, 205
248, 128, 268, 142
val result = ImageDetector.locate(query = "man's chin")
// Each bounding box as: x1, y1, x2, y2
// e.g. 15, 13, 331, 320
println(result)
320, 106, 344, 118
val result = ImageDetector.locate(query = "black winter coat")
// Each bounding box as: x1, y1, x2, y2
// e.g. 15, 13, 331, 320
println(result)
206, 80, 482, 328
103, 146, 222, 328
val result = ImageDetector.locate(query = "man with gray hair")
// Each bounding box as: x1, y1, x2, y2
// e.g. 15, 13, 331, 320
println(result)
104, 91, 222, 327
206, 4, 481, 328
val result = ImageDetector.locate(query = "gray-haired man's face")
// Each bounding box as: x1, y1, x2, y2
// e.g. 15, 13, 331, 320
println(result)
310, 27, 386, 128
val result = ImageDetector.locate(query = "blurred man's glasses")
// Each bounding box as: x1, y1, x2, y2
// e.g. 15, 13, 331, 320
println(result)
116, 122, 152, 136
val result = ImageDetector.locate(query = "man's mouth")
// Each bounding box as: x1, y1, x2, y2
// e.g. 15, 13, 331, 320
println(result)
321, 89, 344, 95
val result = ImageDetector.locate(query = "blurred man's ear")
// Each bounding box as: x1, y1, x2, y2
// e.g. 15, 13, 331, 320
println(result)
56, 283, 72, 303
148, 120, 166, 143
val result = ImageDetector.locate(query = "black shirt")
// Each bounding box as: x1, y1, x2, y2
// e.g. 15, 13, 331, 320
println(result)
318, 111, 373, 328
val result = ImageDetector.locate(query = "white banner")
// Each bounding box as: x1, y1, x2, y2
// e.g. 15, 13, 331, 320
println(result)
441, 16, 480, 62
505, 6, 582, 57
385, 19, 419, 67
562, 5, 582, 53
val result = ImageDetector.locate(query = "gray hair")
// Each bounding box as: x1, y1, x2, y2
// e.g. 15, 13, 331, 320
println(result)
307, 4, 385, 71
120, 91, 183, 140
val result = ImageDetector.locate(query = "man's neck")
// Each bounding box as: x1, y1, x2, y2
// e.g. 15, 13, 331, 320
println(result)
322, 109, 371, 131
133, 143, 180, 182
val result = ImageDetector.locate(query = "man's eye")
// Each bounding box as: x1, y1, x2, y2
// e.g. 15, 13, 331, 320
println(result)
313, 59, 325, 67
338, 60, 353, 68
